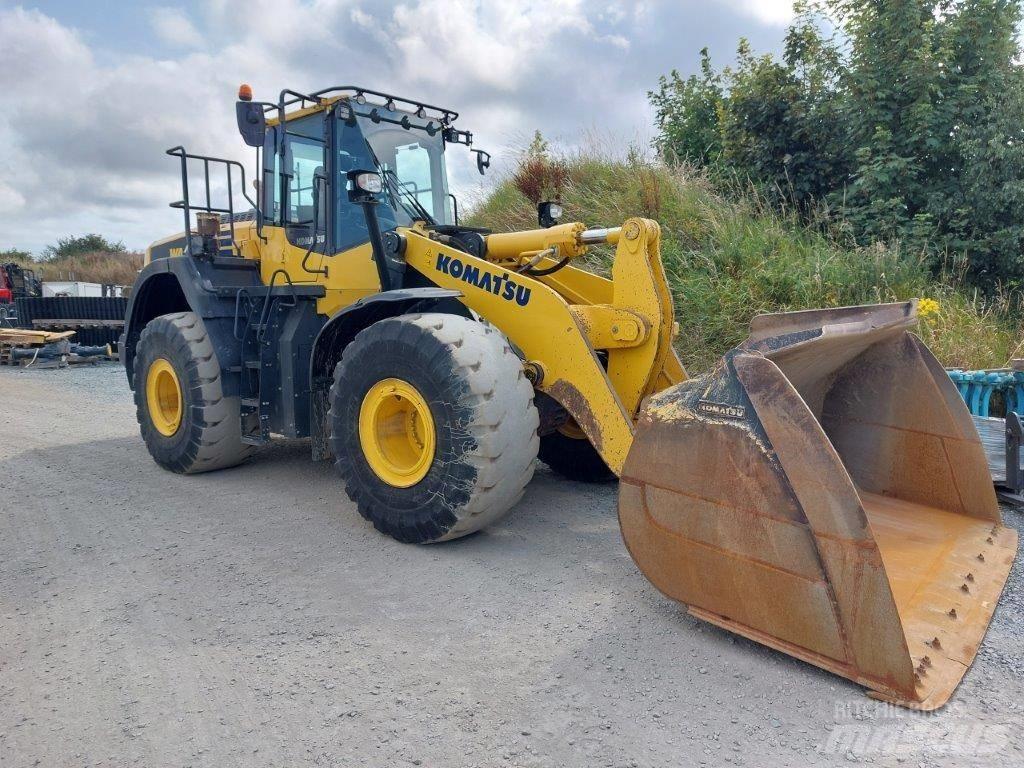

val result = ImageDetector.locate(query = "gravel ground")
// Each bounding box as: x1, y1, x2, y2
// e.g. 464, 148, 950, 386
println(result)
1, 364, 1021, 768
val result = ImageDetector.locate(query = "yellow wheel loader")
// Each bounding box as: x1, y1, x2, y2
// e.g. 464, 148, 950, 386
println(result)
123, 84, 1017, 709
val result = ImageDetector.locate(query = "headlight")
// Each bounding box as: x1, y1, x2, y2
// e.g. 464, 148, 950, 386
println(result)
538, 200, 563, 228
354, 172, 382, 193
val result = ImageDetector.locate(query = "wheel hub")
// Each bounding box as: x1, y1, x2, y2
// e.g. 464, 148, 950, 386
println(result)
358, 378, 436, 487
146, 357, 183, 437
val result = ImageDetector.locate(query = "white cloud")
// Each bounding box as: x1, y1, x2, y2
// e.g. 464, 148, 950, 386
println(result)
729, 0, 796, 26
0, 1, 789, 253
387, 0, 603, 91
150, 7, 204, 48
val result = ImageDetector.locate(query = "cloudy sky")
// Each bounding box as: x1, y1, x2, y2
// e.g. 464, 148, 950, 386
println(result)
0, 0, 796, 254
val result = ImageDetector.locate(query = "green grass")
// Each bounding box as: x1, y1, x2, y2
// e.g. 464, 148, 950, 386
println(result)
468, 147, 1022, 373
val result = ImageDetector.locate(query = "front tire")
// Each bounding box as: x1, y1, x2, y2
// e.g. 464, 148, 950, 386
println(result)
329, 313, 539, 543
133, 311, 252, 474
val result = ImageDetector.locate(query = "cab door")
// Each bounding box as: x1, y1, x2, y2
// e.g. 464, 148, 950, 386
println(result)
260, 109, 382, 316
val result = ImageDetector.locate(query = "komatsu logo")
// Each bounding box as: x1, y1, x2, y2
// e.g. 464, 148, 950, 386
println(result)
435, 253, 532, 307
696, 400, 746, 419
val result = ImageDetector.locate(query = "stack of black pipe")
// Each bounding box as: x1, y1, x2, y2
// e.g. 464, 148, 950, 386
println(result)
15, 296, 128, 347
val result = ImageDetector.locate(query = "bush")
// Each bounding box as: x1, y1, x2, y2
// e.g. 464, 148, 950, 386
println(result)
42, 234, 126, 262
2, 249, 142, 287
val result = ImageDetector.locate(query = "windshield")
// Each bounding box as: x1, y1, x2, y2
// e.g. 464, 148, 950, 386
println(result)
360, 119, 450, 226
332, 104, 454, 251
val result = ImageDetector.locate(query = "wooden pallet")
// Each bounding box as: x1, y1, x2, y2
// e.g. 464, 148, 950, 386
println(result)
31, 319, 123, 329
0, 328, 75, 345
0, 328, 77, 366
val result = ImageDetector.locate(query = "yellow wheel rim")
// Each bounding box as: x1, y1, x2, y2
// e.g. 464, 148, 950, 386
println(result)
146, 358, 183, 437
358, 378, 436, 488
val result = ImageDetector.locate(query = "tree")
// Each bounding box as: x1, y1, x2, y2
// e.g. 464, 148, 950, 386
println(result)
721, 17, 848, 211
649, 0, 1024, 287
835, 0, 938, 242
649, 48, 724, 166
951, 68, 1024, 282
42, 234, 126, 262
650, 7, 849, 212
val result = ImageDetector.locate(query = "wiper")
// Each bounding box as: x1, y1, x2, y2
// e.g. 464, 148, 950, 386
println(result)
381, 168, 435, 225
360, 139, 436, 225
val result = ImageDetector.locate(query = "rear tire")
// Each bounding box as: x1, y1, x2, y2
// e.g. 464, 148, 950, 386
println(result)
133, 311, 253, 474
329, 313, 539, 543
539, 427, 615, 483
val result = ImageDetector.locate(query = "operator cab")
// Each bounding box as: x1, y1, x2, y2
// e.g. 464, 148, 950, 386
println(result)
233, 86, 491, 286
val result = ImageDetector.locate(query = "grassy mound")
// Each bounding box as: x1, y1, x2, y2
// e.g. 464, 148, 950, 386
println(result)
468, 150, 1021, 373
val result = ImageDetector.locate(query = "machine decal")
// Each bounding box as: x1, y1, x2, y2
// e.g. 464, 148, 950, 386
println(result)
435, 253, 531, 307
696, 400, 746, 419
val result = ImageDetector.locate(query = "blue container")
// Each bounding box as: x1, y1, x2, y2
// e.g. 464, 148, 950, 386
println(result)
948, 369, 1019, 417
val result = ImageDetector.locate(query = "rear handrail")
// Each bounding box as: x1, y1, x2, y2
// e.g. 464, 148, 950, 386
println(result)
166, 146, 260, 256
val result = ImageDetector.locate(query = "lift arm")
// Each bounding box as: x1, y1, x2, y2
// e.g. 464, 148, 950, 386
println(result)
401, 218, 683, 474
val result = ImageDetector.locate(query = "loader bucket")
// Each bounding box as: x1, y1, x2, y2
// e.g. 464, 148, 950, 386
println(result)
619, 301, 1017, 709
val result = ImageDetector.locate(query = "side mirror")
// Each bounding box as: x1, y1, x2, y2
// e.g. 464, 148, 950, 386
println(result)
472, 149, 491, 176
236, 101, 266, 147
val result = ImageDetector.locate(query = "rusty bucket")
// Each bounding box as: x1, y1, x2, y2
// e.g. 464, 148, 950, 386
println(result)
619, 301, 1017, 709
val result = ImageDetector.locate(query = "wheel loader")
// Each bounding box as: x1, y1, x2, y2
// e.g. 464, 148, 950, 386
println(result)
123, 84, 1017, 710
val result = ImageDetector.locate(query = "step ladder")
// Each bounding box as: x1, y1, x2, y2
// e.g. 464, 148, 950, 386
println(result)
232, 276, 299, 446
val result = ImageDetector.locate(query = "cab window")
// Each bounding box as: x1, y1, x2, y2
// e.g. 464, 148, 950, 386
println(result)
263, 114, 327, 247
394, 143, 433, 216
287, 136, 323, 225
333, 116, 400, 252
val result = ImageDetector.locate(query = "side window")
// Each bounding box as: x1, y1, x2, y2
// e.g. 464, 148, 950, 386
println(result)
394, 143, 433, 216
262, 114, 326, 247
286, 138, 324, 226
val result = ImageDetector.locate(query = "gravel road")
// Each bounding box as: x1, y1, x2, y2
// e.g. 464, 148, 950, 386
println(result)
1, 364, 1021, 768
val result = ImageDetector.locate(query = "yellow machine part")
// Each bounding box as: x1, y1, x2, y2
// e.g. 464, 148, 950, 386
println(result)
358, 377, 436, 488
146, 357, 183, 437
402, 217, 684, 473
226, 214, 685, 473
618, 302, 1017, 709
